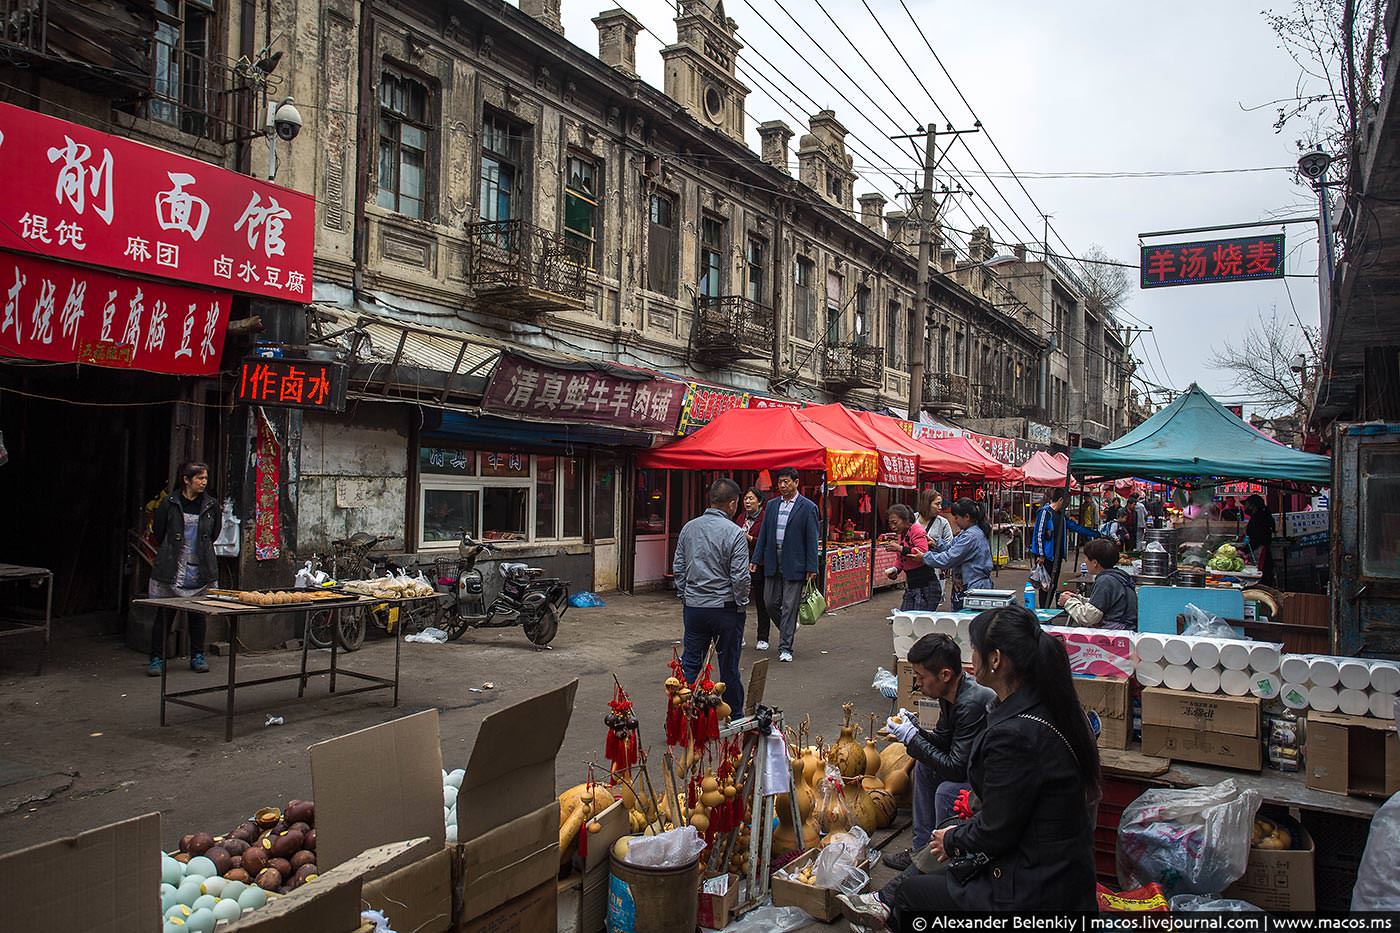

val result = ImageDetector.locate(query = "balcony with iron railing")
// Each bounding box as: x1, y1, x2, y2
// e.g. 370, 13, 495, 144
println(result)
464, 220, 591, 314
924, 372, 971, 411
693, 295, 775, 362
822, 342, 883, 392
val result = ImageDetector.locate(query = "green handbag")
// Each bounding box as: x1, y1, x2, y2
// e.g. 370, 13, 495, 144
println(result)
798, 580, 826, 625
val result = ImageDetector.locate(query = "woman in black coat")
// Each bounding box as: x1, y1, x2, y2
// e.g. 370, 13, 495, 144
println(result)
145, 461, 220, 676
839, 605, 1100, 925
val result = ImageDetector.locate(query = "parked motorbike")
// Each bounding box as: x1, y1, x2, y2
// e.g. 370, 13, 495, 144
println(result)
437, 530, 568, 645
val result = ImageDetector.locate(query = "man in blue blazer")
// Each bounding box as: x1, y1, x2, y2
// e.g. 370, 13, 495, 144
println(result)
751, 466, 820, 662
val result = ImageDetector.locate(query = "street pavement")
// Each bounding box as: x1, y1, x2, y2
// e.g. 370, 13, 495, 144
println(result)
0, 569, 1029, 925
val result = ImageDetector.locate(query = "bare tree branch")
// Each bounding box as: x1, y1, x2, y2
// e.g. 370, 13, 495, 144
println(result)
1208, 308, 1320, 415
1078, 244, 1131, 317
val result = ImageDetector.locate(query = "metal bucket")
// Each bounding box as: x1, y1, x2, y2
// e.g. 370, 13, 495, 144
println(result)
607, 854, 701, 933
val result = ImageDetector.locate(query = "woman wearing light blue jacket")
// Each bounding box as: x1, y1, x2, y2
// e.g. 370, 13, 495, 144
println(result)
922, 498, 995, 609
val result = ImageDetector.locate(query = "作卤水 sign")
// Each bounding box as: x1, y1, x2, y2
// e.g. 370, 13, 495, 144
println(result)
236, 357, 347, 412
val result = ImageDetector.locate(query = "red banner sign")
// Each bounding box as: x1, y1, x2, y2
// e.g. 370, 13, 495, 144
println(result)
0, 250, 228, 374
236, 357, 347, 411
0, 102, 314, 302
677, 383, 750, 434
878, 452, 918, 489
825, 448, 879, 486
824, 544, 872, 611
748, 395, 803, 410
1140, 234, 1285, 288
482, 352, 686, 433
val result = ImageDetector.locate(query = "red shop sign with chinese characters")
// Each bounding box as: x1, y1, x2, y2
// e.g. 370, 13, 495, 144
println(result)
878, 452, 917, 489
0, 250, 228, 374
677, 383, 750, 435
748, 395, 803, 410
483, 352, 686, 433
1140, 234, 1285, 288
0, 102, 314, 302
236, 357, 347, 412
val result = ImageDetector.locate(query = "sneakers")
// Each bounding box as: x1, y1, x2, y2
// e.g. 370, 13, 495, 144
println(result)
882, 847, 914, 871
755, 640, 769, 651
146, 657, 164, 677
190, 653, 209, 673
779, 649, 793, 662
837, 892, 891, 931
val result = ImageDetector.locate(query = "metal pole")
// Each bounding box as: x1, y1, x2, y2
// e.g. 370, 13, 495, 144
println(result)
908, 125, 937, 417
1137, 216, 1319, 239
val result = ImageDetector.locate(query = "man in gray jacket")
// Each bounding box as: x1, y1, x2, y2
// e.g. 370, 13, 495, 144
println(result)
883, 633, 995, 871
674, 479, 750, 713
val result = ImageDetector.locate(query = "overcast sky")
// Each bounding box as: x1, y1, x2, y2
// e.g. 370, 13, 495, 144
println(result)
544, 0, 1327, 412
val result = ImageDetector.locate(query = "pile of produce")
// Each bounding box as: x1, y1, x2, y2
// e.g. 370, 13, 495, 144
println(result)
1206, 543, 1246, 572
341, 573, 436, 599
225, 590, 341, 606
161, 800, 316, 930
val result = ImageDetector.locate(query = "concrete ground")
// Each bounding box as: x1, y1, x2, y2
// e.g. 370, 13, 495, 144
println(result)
0, 568, 1028, 928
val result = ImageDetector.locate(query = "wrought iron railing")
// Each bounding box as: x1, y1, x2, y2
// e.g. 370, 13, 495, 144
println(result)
823, 342, 883, 389
464, 219, 589, 306
925, 372, 971, 407
0, 0, 45, 56
694, 295, 775, 358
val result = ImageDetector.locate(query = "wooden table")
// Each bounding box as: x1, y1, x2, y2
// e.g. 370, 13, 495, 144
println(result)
134, 594, 399, 742
0, 563, 53, 674
1152, 761, 1380, 819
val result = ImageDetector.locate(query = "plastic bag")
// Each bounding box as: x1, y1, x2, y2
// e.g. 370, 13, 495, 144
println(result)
813, 765, 850, 834
623, 825, 707, 868
1352, 791, 1400, 909
214, 498, 241, 557
720, 903, 810, 933
1116, 778, 1261, 895
294, 561, 316, 588
1168, 894, 1261, 912
872, 666, 898, 700
405, 627, 449, 644
1181, 603, 1239, 639
570, 591, 606, 608
813, 826, 869, 885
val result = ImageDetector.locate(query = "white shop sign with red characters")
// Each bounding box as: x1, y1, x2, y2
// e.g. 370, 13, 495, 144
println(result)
0, 101, 313, 302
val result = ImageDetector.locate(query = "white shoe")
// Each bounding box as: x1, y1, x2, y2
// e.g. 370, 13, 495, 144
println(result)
756, 640, 769, 651
837, 892, 890, 931
779, 650, 793, 662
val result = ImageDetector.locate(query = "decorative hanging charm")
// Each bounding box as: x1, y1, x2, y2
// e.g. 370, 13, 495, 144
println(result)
604, 677, 640, 775
664, 653, 689, 747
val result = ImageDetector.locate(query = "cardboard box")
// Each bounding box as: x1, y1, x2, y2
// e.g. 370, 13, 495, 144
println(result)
1306, 710, 1400, 797
362, 847, 454, 933
1223, 822, 1315, 911
463, 877, 557, 933
697, 872, 740, 929
896, 658, 924, 710
459, 802, 561, 921
771, 848, 869, 922
1140, 688, 1261, 771
0, 812, 159, 933
1074, 676, 1131, 749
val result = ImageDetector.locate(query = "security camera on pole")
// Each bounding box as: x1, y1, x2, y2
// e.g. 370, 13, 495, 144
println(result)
264, 96, 303, 181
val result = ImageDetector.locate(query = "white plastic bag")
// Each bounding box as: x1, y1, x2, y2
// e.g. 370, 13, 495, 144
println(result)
623, 825, 706, 868
1182, 602, 1239, 639
214, 498, 241, 557
1352, 792, 1400, 909
404, 626, 449, 644
1116, 778, 1261, 895
1169, 894, 1261, 912
294, 561, 315, 588
872, 666, 898, 700
811, 826, 869, 887
721, 903, 809, 933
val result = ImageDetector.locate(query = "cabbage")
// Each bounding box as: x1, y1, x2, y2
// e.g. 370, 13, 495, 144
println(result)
1214, 543, 1238, 560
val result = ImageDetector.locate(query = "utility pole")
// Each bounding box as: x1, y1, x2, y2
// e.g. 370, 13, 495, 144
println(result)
897, 123, 979, 419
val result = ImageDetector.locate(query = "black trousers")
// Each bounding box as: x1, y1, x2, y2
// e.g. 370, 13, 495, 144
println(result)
880, 861, 959, 923
750, 574, 773, 641
149, 606, 207, 660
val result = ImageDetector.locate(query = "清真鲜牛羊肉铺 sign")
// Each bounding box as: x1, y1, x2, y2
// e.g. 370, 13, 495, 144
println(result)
1139, 234, 1284, 288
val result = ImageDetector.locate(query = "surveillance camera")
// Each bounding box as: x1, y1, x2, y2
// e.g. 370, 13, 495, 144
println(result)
273, 100, 302, 141
1297, 148, 1332, 180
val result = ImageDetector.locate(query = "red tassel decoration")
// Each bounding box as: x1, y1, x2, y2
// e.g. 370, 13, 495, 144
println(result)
664, 656, 688, 747
605, 680, 640, 775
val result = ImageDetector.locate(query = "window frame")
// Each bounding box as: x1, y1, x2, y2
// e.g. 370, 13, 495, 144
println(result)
480, 110, 528, 227
746, 234, 768, 305
699, 213, 726, 299
647, 192, 679, 297
416, 451, 586, 549
854, 284, 870, 345
563, 153, 601, 266
885, 299, 902, 368
377, 69, 434, 221
148, 0, 217, 136
793, 257, 815, 341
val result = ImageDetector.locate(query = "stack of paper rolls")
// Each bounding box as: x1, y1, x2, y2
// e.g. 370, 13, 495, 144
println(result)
1272, 654, 1399, 718
1131, 633, 1285, 699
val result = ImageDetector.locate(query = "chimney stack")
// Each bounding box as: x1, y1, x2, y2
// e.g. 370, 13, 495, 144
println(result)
757, 120, 794, 173
593, 8, 642, 76
521, 0, 564, 35
1013, 242, 1027, 262
884, 210, 912, 249
857, 192, 886, 233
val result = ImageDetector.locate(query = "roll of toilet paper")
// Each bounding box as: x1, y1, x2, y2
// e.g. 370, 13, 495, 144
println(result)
1247, 643, 1281, 674
1339, 659, 1373, 691
935, 615, 959, 638
1163, 637, 1193, 667
893, 635, 916, 659
912, 615, 937, 638
1218, 642, 1251, 672
1339, 688, 1371, 717
1220, 669, 1251, 697
1280, 682, 1309, 709
1190, 666, 1221, 695
892, 616, 915, 638
1371, 661, 1400, 695
1280, 654, 1312, 685
1309, 656, 1341, 689
1190, 639, 1221, 669
1163, 664, 1193, 691
1135, 634, 1165, 664
955, 615, 972, 644
1136, 660, 1165, 688
1309, 683, 1340, 713
1250, 672, 1282, 700
1370, 692, 1397, 720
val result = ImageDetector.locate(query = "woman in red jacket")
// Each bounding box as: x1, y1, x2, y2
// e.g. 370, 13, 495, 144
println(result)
887, 504, 936, 610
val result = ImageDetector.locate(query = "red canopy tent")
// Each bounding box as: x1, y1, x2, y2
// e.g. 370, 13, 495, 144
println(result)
853, 411, 989, 480
637, 406, 877, 485
921, 434, 1021, 482
1021, 450, 1070, 487
802, 404, 919, 488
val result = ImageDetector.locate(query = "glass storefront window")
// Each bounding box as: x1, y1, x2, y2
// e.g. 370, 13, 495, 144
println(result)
1362, 449, 1400, 579
594, 458, 617, 540
536, 456, 557, 539
423, 488, 478, 543
635, 469, 667, 535
561, 456, 584, 538
482, 487, 528, 540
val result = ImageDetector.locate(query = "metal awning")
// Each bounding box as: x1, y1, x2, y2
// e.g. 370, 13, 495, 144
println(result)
308, 305, 500, 407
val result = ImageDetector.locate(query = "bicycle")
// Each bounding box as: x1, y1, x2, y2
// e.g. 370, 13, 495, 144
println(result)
304, 534, 444, 651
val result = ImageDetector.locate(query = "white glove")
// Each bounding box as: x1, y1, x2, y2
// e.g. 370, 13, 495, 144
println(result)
886, 710, 919, 744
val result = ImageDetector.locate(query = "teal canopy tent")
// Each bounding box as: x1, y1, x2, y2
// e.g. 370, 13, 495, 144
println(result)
1069, 384, 1331, 488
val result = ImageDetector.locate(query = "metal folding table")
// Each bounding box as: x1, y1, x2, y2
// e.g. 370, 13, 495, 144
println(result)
0, 563, 53, 673
134, 593, 401, 741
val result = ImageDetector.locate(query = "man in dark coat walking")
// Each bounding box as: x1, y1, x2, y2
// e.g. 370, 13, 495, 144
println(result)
751, 466, 819, 663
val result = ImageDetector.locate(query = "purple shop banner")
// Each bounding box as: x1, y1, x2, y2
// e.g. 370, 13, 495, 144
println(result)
482, 352, 686, 433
